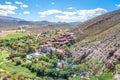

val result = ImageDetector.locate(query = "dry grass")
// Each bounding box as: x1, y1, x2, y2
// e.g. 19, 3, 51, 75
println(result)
71, 9, 120, 42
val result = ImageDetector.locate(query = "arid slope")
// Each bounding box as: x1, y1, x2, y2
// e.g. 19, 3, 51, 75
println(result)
71, 9, 120, 42
70, 9, 120, 78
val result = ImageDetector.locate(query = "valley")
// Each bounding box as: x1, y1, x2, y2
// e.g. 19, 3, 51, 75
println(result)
0, 29, 78, 80
0, 9, 120, 80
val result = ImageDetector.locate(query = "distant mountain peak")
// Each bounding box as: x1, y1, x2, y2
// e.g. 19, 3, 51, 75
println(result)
0, 16, 80, 29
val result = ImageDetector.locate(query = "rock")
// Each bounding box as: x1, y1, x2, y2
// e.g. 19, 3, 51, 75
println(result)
114, 49, 120, 60
105, 61, 115, 72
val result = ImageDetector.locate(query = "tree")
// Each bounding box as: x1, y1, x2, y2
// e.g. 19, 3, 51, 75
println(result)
78, 63, 88, 72
38, 55, 49, 62
15, 58, 21, 66
58, 70, 70, 79
69, 76, 81, 80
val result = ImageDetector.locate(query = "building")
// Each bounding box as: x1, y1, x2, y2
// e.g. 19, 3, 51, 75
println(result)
48, 32, 75, 46
40, 44, 52, 53
39, 32, 75, 54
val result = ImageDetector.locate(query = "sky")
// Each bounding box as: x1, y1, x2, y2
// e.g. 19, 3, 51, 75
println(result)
0, 0, 120, 22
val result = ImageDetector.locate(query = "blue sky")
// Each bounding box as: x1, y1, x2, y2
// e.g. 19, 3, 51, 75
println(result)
0, 0, 120, 22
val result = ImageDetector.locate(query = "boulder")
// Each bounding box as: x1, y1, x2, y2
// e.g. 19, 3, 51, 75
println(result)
114, 49, 120, 60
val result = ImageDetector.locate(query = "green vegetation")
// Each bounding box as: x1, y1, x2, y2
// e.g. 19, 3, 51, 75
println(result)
0, 49, 9, 62
0, 49, 40, 80
0, 33, 28, 40
0, 29, 118, 80
6, 33, 28, 39
0, 30, 77, 79
90, 70, 115, 80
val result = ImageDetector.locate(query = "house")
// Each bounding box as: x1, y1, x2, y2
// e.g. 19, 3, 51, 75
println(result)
40, 44, 52, 53
56, 48, 65, 53
48, 32, 75, 46
39, 32, 75, 54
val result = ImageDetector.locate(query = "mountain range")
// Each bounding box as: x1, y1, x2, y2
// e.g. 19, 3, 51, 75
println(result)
0, 16, 80, 30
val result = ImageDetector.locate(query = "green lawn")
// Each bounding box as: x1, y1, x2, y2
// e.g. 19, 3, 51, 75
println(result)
0, 33, 28, 40
0, 50, 9, 62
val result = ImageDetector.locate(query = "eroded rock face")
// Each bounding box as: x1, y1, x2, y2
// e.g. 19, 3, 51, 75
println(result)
70, 23, 120, 77
114, 49, 120, 60
108, 49, 116, 58
105, 60, 115, 72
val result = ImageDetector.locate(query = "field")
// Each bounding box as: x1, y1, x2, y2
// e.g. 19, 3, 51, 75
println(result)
0, 33, 28, 40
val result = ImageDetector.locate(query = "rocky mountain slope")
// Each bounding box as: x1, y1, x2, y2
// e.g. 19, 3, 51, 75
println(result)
71, 9, 120, 41
70, 9, 120, 79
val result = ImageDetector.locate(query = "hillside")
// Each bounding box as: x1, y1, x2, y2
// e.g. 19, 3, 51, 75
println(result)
70, 9, 120, 79
0, 16, 32, 29
71, 9, 120, 42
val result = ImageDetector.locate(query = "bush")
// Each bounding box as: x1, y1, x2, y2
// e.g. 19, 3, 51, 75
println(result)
15, 59, 21, 66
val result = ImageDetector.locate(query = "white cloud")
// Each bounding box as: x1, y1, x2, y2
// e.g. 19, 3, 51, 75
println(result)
38, 8, 107, 22
116, 4, 120, 8
56, 8, 107, 22
77, 8, 107, 16
0, 4, 17, 10
23, 11, 30, 14
5, 2, 12, 5
51, 2, 55, 5
63, 12, 76, 16
67, 7, 73, 10
0, 10, 16, 16
15, 1, 28, 9
38, 9, 62, 16
20, 4, 28, 9
56, 15, 78, 20
40, 15, 46, 18
15, 1, 23, 5
0, 4, 17, 16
